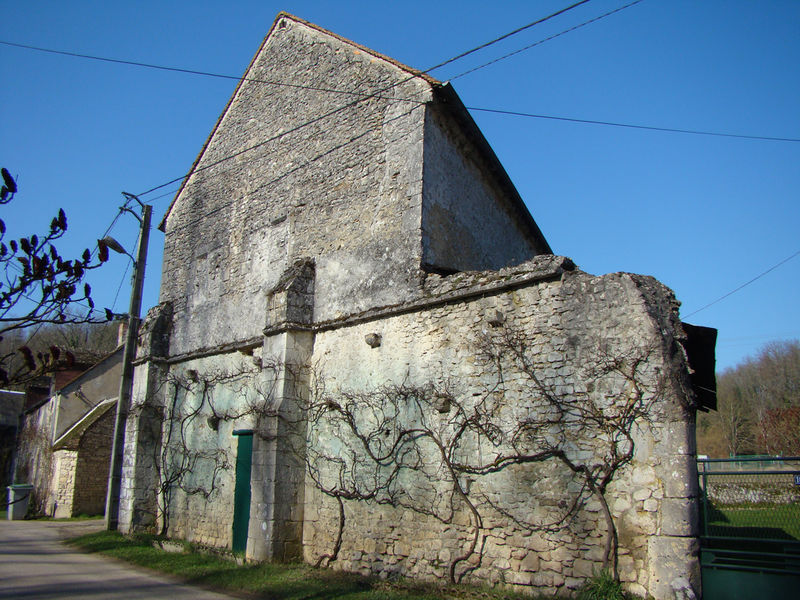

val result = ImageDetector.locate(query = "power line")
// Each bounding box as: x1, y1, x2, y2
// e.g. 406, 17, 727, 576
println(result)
0, 1, 594, 108
682, 249, 800, 319
425, 0, 593, 73
465, 106, 800, 143
448, 0, 643, 81
136, 1, 596, 198
0, 39, 414, 104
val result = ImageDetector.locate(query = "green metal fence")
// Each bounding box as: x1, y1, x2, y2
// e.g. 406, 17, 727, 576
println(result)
698, 456, 800, 600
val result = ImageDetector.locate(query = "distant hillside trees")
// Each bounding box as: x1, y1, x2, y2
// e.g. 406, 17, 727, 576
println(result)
697, 340, 800, 457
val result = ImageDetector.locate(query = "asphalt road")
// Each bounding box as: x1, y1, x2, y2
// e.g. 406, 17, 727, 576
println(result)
0, 519, 238, 599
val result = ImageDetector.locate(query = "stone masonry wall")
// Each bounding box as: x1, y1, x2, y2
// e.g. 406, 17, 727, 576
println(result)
51, 450, 77, 518
154, 353, 266, 549
421, 104, 542, 273
71, 407, 115, 516
16, 399, 57, 515
301, 258, 699, 599
160, 15, 432, 356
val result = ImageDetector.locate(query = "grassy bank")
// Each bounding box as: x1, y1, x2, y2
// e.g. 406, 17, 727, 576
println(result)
67, 530, 541, 600
705, 503, 800, 540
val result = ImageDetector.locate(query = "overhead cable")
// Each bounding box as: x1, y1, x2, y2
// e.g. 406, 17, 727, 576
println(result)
682, 249, 800, 319
465, 106, 800, 143
448, 0, 643, 81
134, 1, 595, 198
424, 0, 593, 73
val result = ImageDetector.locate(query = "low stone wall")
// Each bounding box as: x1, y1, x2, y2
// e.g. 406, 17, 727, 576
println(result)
72, 408, 115, 516
301, 262, 699, 599
126, 259, 701, 600
52, 450, 77, 518
708, 483, 800, 506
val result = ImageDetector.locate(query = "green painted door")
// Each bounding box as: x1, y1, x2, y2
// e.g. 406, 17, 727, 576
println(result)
232, 431, 253, 554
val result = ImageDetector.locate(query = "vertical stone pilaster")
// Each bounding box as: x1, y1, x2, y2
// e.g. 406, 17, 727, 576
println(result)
119, 302, 172, 534
248, 260, 314, 561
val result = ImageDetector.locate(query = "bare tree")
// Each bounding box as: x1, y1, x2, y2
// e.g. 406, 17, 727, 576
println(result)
700, 339, 800, 457
0, 168, 112, 385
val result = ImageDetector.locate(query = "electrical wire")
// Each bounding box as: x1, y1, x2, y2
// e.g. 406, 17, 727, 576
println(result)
0, 1, 594, 109
464, 106, 800, 143
447, 0, 643, 81
423, 0, 593, 73
682, 249, 800, 319
134, 1, 597, 198
0, 39, 413, 104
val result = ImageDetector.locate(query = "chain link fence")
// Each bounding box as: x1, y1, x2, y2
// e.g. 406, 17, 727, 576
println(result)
698, 456, 800, 541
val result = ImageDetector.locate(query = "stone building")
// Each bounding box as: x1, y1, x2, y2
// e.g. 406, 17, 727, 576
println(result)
15, 347, 122, 517
119, 13, 714, 600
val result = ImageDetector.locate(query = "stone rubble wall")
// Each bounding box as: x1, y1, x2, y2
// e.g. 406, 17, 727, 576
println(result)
71, 407, 115, 516
144, 352, 265, 549
15, 399, 57, 515
159, 15, 549, 360
301, 259, 699, 599
51, 450, 77, 518
159, 16, 431, 355
125, 256, 701, 599
420, 103, 543, 273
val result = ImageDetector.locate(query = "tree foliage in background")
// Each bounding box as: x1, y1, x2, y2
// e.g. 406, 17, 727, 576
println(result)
697, 340, 800, 457
0, 168, 113, 386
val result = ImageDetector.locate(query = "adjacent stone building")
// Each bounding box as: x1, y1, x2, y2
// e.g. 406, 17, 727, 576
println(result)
119, 13, 714, 600
15, 347, 122, 517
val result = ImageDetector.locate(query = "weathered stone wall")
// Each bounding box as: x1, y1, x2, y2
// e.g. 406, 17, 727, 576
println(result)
71, 407, 115, 516
421, 104, 543, 273
159, 15, 551, 359
301, 258, 699, 599
51, 450, 77, 518
53, 348, 122, 440
120, 302, 173, 533
160, 15, 432, 355
15, 399, 56, 515
151, 353, 267, 548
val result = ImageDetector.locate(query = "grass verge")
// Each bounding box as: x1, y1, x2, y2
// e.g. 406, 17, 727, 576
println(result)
68, 530, 545, 600
706, 503, 800, 540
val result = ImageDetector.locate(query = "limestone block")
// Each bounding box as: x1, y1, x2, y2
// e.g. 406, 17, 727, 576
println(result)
647, 536, 700, 600
612, 496, 632, 515
564, 577, 584, 590
626, 582, 647, 598
631, 466, 656, 486
572, 558, 596, 578
663, 455, 699, 498
521, 552, 540, 572
660, 497, 698, 537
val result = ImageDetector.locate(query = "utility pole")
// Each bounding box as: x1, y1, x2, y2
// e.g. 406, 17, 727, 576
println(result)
105, 194, 152, 530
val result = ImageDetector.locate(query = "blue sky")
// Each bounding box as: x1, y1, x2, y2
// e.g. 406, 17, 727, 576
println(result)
1, 0, 798, 371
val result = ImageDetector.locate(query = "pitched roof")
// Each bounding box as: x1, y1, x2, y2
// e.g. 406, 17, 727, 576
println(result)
52, 397, 116, 450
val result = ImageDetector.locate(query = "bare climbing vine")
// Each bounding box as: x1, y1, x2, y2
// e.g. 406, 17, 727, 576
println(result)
301, 324, 667, 583
138, 322, 670, 584
147, 358, 282, 536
